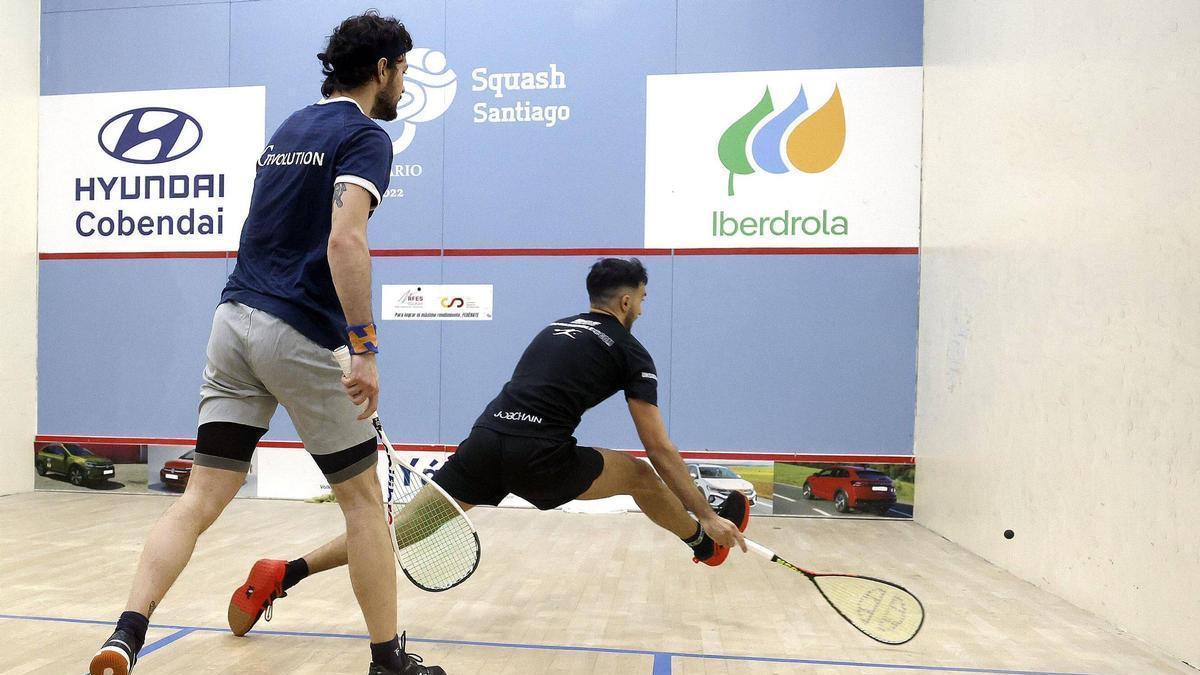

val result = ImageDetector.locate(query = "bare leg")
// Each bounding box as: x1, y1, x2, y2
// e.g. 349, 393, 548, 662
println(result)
328, 467, 396, 643
125, 465, 247, 616
577, 448, 697, 539
300, 532, 349, 574
300, 491, 474, 575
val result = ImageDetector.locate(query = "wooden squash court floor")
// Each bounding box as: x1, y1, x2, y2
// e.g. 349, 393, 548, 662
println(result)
0, 491, 1188, 674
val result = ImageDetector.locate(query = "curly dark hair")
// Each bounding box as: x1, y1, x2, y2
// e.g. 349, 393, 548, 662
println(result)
587, 258, 649, 305
317, 10, 413, 97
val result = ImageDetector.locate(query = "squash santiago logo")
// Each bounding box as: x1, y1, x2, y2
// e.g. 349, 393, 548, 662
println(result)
380, 48, 456, 199
98, 107, 202, 164
718, 85, 845, 196
387, 47, 457, 155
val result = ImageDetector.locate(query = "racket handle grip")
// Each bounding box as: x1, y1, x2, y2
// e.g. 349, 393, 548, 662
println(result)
332, 345, 353, 376
332, 345, 382, 424
745, 538, 776, 561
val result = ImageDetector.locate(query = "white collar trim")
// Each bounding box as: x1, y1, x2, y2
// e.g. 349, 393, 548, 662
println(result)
318, 96, 367, 116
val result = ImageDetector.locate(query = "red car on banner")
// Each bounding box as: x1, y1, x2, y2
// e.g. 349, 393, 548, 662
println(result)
801, 465, 897, 515
160, 450, 194, 491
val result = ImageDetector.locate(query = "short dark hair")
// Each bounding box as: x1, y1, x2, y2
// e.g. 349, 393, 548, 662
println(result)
318, 11, 413, 97
587, 258, 648, 305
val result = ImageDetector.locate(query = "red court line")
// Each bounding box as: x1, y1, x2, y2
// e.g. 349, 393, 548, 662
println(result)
370, 249, 443, 257
34, 434, 915, 464
442, 248, 675, 257
39, 251, 234, 260
40, 247, 918, 260
674, 247, 919, 255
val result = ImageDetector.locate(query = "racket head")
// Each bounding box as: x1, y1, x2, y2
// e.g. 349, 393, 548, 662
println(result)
330, 346, 481, 592
383, 451, 481, 592
808, 572, 925, 645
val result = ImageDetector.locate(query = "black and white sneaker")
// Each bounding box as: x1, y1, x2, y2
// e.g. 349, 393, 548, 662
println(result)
367, 632, 446, 675
89, 628, 139, 675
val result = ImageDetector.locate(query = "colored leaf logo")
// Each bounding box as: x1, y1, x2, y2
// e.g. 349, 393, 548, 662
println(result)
751, 86, 809, 175
718, 87, 775, 196
786, 85, 845, 173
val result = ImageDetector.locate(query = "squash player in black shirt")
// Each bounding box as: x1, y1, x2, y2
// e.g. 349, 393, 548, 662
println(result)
226, 258, 750, 635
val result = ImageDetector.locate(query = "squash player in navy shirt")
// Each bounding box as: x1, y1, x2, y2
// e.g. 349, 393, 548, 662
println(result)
90, 12, 444, 675
228, 259, 751, 635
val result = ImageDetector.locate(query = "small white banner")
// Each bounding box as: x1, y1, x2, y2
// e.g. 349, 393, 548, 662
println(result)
38, 86, 265, 253
256, 448, 450, 500
382, 284, 494, 321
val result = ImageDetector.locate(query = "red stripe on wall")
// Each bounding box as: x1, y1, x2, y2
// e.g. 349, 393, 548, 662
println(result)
442, 248, 675, 257
34, 434, 915, 464
673, 247, 919, 255
369, 249, 443, 257
40, 246, 918, 261
39, 251, 234, 260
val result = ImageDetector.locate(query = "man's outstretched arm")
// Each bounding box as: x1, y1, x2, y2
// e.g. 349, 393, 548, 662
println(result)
628, 398, 747, 551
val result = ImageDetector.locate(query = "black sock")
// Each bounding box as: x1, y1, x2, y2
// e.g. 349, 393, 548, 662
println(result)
682, 523, 715, 560
370, 634, 404, 669
115, 610, 149, 654
282, 558, 309, 591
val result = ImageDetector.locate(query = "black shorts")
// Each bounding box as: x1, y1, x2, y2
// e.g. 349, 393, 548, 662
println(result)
433, 427, 604, 511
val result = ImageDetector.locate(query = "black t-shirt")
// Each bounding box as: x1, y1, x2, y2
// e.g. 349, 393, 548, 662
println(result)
474, 312, 659, 439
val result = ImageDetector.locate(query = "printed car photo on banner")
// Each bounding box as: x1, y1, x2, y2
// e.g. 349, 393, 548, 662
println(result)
38, 86, 265, 254
771, 462, 914, 519
645, 67, 922, 249
34, 442, 147, 493
686, 460, 774, 517
147, 445, 257, 498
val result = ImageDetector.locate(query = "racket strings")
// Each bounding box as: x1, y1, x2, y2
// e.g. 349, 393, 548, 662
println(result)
812, 574, 924, 644
387, 463, 479, 591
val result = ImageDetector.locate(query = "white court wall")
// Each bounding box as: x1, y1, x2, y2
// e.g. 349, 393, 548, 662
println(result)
0, 0, 39, 496
917, 0, 1200, 666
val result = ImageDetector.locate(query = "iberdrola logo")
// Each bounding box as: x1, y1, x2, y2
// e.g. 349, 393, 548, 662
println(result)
718, 85, 845, 196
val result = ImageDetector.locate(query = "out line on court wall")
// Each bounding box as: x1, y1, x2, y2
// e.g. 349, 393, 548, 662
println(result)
0, 613, 1092, 675
39, 246, 919, 260
33, 434, 916, 465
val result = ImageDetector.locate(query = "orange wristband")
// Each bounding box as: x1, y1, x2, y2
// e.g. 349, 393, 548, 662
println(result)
346, 323, 378, 355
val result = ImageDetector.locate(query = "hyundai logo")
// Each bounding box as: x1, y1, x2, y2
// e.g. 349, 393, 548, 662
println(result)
98, 107, 203, 164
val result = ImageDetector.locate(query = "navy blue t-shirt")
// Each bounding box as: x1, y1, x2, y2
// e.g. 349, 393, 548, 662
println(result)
222, 98, 392, 349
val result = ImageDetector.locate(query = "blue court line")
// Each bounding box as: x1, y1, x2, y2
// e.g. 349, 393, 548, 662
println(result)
140, 628, 197, 658
0, 613, 1093, 675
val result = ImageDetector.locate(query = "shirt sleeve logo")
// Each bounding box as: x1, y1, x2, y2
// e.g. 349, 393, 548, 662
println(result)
493, 411, 544, 424
548, 322, 614, 346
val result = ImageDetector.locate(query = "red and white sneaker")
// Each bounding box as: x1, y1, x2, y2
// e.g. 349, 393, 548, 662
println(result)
227, 558, 287, 636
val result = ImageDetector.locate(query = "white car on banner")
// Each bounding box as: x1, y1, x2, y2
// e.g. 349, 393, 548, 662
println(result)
686, 462, 757, 506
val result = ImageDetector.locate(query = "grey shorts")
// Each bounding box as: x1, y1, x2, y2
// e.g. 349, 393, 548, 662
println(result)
196, 301, 377, 483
